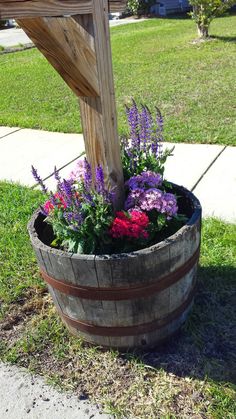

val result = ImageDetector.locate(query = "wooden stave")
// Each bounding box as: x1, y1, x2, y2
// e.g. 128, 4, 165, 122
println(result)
28, 184, 201, 348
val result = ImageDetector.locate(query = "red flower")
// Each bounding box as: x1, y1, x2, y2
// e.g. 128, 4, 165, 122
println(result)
43, 192, 67, 215
110, 210, 149, 240
54, 192, 67, 209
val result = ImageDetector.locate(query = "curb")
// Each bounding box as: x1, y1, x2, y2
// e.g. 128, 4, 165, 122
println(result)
0, 43, 35, 55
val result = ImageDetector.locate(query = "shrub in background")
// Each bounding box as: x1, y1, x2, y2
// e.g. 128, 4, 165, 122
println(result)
189, 0, 236, 38
127, 0, 156, 16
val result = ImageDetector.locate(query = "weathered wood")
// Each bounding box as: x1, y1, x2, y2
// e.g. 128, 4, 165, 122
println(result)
16, 16, 99, 97
28, 185, 202, 349
0, 0, 127, 19
77, 1, 124, 209
16, 2, 124, 207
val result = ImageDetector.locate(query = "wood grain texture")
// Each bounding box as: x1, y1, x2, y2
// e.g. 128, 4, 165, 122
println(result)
78, 1, 124, 209
0, 0, 127, 19
16, 3, 124, 207
16, 16, 99, 97
28, 186, 202, 349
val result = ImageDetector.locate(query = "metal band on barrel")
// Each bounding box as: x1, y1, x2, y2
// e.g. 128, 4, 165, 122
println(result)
40, 246, 200, 301
59, 284, 197, 337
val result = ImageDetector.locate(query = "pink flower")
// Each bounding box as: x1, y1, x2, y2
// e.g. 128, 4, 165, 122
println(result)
69, 159, 87, 181
44, 200, 54, 214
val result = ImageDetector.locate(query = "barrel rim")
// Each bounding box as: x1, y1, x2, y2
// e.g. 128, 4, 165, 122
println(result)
28, 182, 201, 260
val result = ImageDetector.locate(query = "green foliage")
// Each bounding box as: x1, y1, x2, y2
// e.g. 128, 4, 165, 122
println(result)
47, 190, 113, 255
127, 0, 155, 16
121, 144, 173, 181
189, 0, 236, 37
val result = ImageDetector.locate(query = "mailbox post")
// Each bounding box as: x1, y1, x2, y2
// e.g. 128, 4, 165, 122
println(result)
0, 0, 126, 208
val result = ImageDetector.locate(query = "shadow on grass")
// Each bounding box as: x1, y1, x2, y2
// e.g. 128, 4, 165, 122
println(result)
211, 35, 236, 43
131, 265, 236, 385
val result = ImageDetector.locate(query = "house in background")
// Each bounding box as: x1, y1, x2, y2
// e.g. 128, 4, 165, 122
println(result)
150, 0, 190, 16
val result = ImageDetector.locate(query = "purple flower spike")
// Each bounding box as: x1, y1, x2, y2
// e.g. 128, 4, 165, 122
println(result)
65, 211, 83, 228
62, 179, 73, 205
54, 166, 61, 183
156, 107, 164, 157
54, 166, 63, 192
84, 158, 92, 190
126, 100, 140, 151
31, 165, 48, 195
95, 165, 105, 194
49, 192, 57, 206
140, 105, 150, 153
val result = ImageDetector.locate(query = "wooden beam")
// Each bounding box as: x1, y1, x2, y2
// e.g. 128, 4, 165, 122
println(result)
16, 16, 99, 97
76, 2, 124, 209
16, 6, 124, 207
0, 0, 127, 19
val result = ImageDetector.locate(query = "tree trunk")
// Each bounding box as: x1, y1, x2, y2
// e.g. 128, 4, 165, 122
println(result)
197, 24, 209, 38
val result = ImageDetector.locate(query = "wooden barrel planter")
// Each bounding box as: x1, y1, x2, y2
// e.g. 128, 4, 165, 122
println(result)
28, 184, 201, 349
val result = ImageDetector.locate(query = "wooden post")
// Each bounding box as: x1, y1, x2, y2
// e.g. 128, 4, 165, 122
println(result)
1, 0, 125, 209
76, 1, 124, 208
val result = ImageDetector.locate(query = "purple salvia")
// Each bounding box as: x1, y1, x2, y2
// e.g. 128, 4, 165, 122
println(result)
54, 166, 63, 192
49, 192, 57, 206
95, 165, 105, 194
74, 191, 81, 207
84, 158, 92, 190
126, 100, 140, 151
82, 192, 93, 205
31, 165, 48, 195
139, 105, 150, 153
108, 189, 116, 206
144, 105, 153, 148
54, 166, 61, 183
155, 107, 164, 157
62, 179, 73, 206
65, 211, 83, 226
121, 136, 132, 159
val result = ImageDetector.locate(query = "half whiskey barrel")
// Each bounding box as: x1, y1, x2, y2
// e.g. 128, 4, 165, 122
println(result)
28, 184, 201, 349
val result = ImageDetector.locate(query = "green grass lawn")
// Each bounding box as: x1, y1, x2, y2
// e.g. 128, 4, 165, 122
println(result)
0, 181, 235, 418
0, 15, 236, 145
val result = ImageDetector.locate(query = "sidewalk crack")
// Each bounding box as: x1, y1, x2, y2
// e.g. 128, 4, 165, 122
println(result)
0, 128, 22, 140
191, 146, 227, 192
32, 151, 85, 189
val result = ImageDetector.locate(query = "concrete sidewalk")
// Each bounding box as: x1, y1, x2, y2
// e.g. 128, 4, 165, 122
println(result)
0, 363, 112, 419
0, 126, 235, 222
0, 18, 146, 48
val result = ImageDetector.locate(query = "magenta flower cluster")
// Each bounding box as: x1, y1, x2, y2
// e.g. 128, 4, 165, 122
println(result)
125, 171, 178, 220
